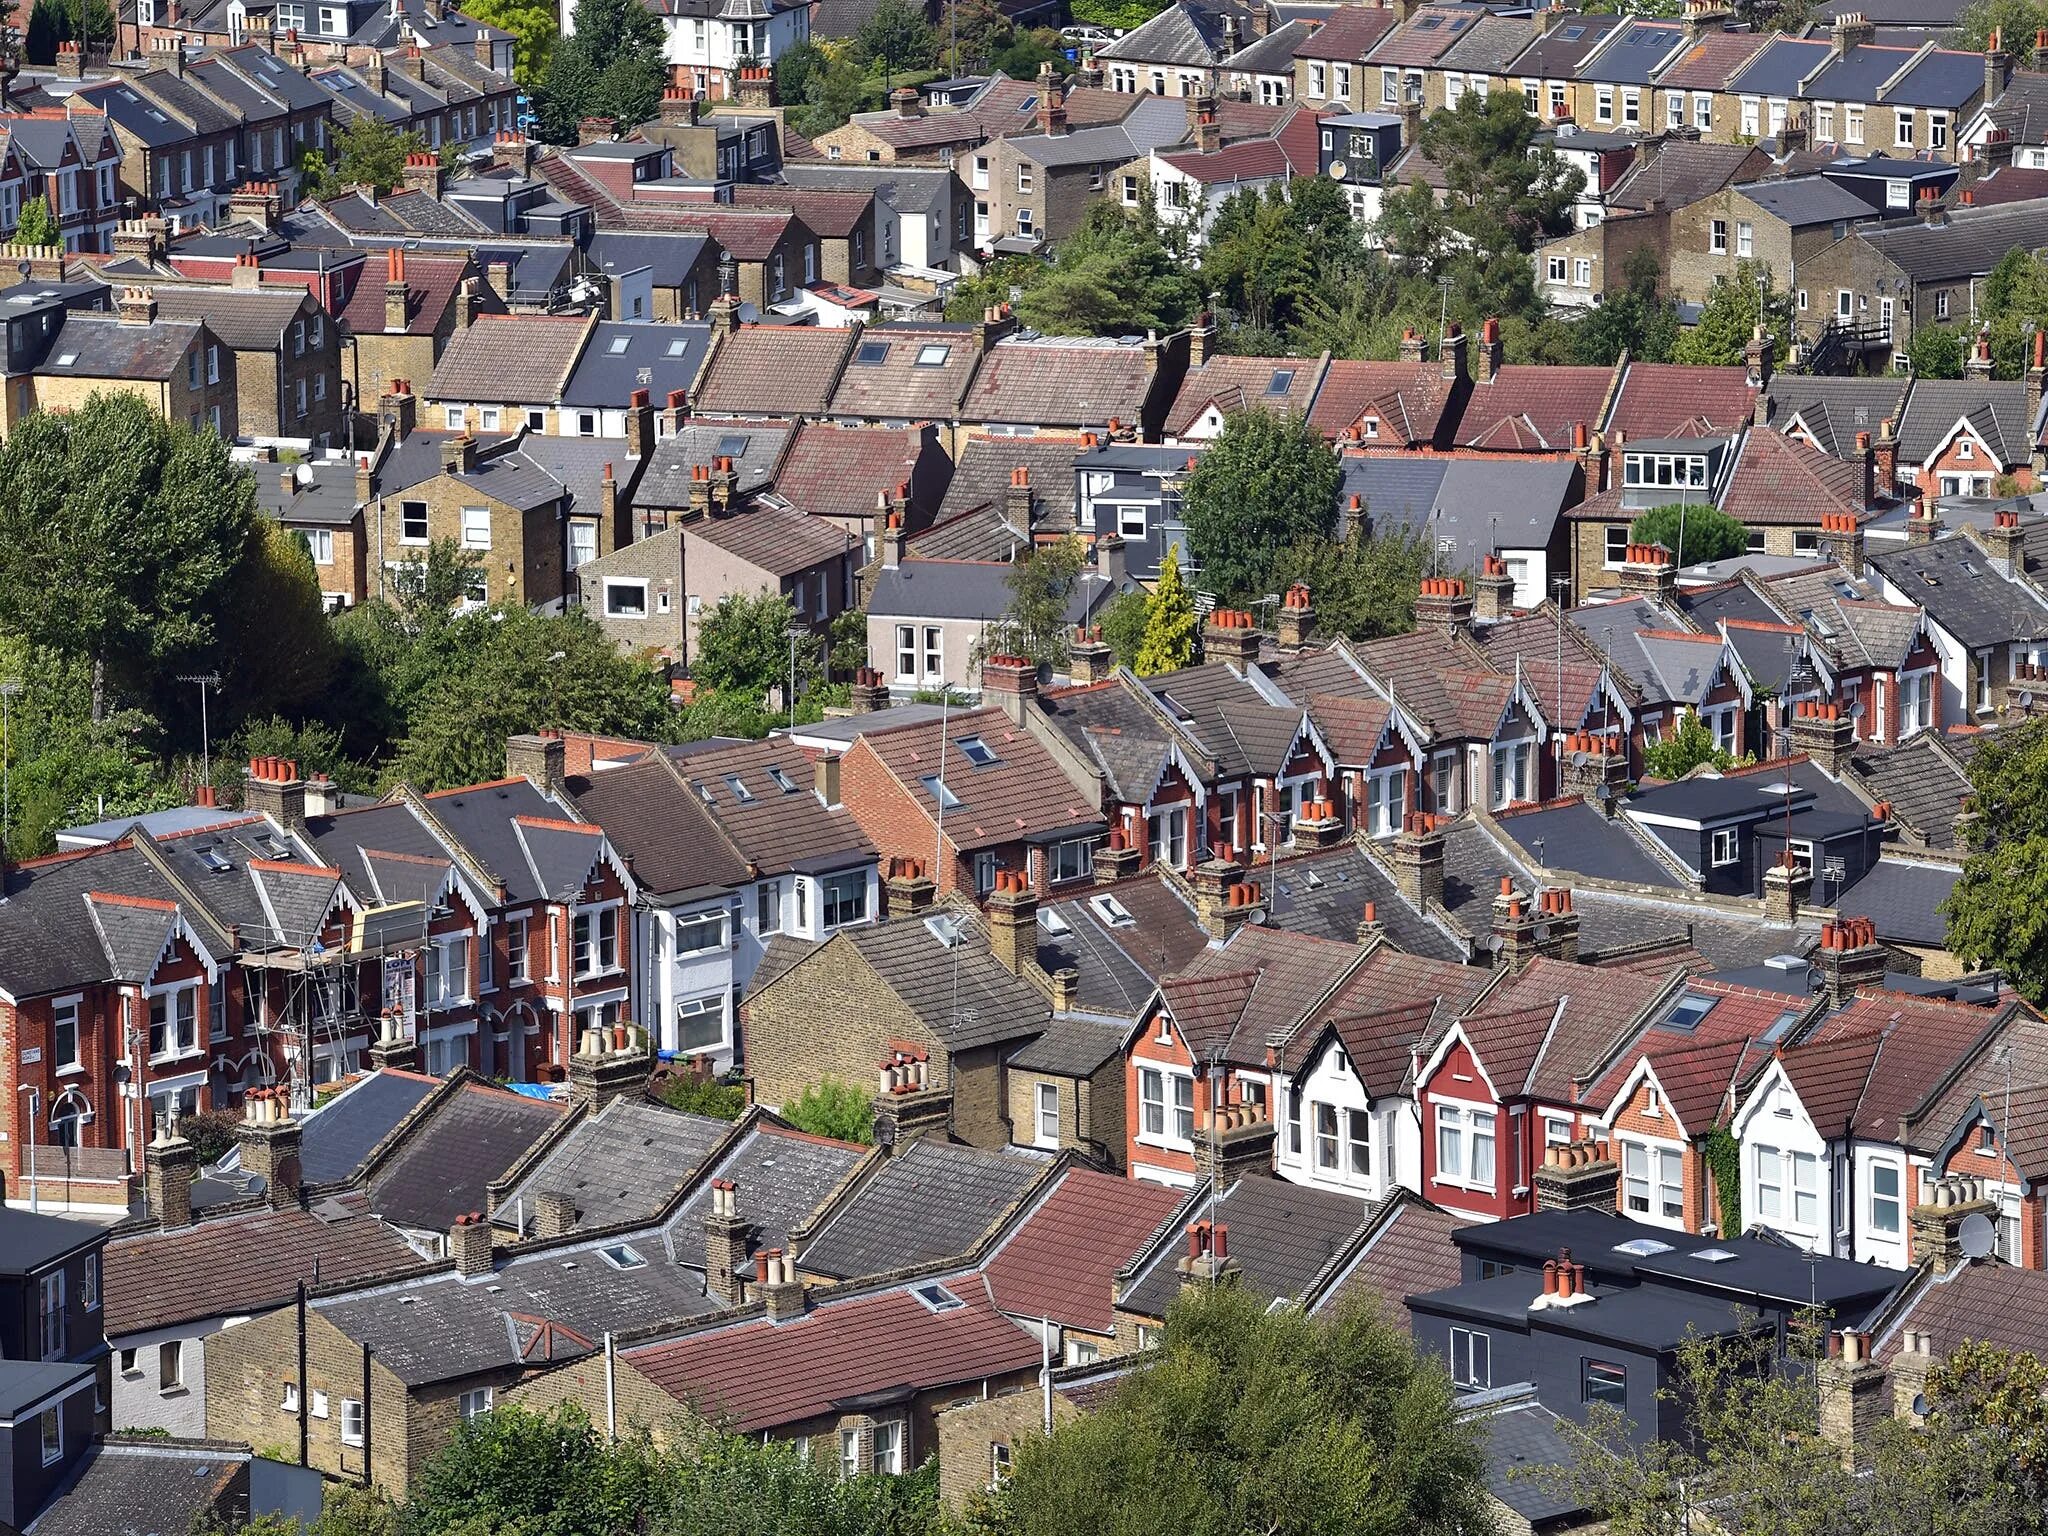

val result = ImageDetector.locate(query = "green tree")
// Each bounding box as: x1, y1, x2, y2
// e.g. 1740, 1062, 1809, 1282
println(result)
654, 1072, 747, 1120
943, 254, 1049, 323
1574, 251, 1679, 366
456, 0, 560, 80
984, 536, 1090, 669
404, 1403, 658, 1536
1266, 524, 1427, 642
1416, 89, 1582, 258
534, 0, 667, 142
22, 0, 60, 64
215, 518, 337, 726
0, 392, 254, 721
1181, 409, 1340, 600
1627, 502, 1748, 567
1672, 261, 1795, 366
1015, 195, 1200, 337
301, 114, 430, 199
985, 1283, 1488, 1536
1097, 588, 1150, 669
784, 40, 876, 138
15, 195, 57, 247
1642, 709, 1741, 780
309, 1484, 401, 1536
1949, 0, 2048, 63
695, 590, 817, 701
782, 1076, 874, 1143
536, 44, 604, 143
1135, 548, 1197, 675
1945, 718, 2048, 1002
58, 0, 110, 55
854, 0, 938, 72
642, 1423, 940, 1535
1906, 322, 1967, 379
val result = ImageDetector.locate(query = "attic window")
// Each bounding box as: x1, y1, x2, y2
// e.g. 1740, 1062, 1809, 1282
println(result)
1613, 1237, 1674, 1257
1266, 368, 1295, 395
920, 774, 962, 809
1037, 907, 1072, 936
767, 766, 798, 793
915, 343, 952, 367
924, 913, 965, 948
666, 338, 689, 357
1665, 994, 1716, 1032
600, 1243, 647, 1270
200, 847, 234, 873
716, 434, 750, 459
259, 836, 293, 860
957, 735, 998, 767
1017, 94, 1039, 113
1759, 1009, 1801, 1045
1088, 893, 1135, 928
724, 774, 755, 804
854, 340, 890, 366
608, 335, 631, 354
696, 784, 716, 806
1560, 22, 1584, 36
54, 352, 75, 367
912, 1282, 965, 1312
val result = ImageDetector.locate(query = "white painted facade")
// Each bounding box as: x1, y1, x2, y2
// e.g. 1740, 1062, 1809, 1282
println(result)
110, 1316, 235, 1437
1731, 1062, 1833, 1255
1274, 1036, 1421, 1205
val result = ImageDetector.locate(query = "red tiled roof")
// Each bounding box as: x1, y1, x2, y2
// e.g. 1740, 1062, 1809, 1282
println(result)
1162, 925, 1366, 1066
983, 1168, 1182, 1332
1584, 981, 1807, 1130
1879, 1261, 2048, 1367
1720, 428, 1874, 524
858, 705, 1103, 851
1164, 354, 1325, 436
1295, 5, 1400, 60
695, 326, 859, 416
1458, 955, 1680, 1104
1831, 992, 2011, 1140
1316, 1197, 1470, 1327
338, 251, 468, 336
1964, 167, 2048, 207
1607, 362, 1757, 438
1774, 1027, 1886, 1135
1656, 31, 1770, 90
729, 183, 872, 237
1458, 364, 1614, 450
1368, 5, 1483, 66
1303, 692, 1392, 763
1309, 359, 1455, 444
771, 421, 928, 520
624, 1273, 1040, 1430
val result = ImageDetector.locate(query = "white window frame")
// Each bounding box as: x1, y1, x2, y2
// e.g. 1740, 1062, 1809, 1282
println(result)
1435, 1101, 1497, 1190
1034, 1082, 1059, 1148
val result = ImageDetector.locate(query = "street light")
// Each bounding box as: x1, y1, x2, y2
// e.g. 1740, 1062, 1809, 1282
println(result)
16, 1083, 37, 1214
176, 673, 221, 788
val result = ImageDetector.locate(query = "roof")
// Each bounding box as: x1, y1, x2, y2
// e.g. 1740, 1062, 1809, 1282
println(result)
292, 1069, 438, 1186
1803, 43, 1983, 108
1740, 172, 1887, 226
660, 1118, 867, 1262
1720, 428, 1875, 524
147, 284, 311, 350
497, 1095, 730, 1235
1493, 798, 1682, 888
799, 1139, 1047, 1279
1160, 924, 1365, 1067
1305, 1194, 1469, 1326
1308, 357, 1454, 443
983, 1167, 1182, 1332
626, 1271, 1040, 1431
1606, 138, 1768, 212
827, 324, 984, 420
835, 908, 1051, 1050
929, 433, 1083, 542
1118, 1175, 1372, 1318
1471, 1401, 1588, 1527
771, 421, 932, 520
1457, 363, 1613, 451
1097, 0, 1252, 66
38, 312, 200, 382
365, 1078, 568, 1233
1654, 29, 1768, 89
1772, 375, 1911, 460
1880, 1262, 2048, 1367
104, 1191, 417, 1337
339, 250, 469, 335
426, 313, 591, 404
26, 1439, 249, 1536
1834, 856, 1961, 947
636, 419, 793, 508
1894, 378, 2033, 467
1845, 734, 1970, 848
0, 1207, 102, 1275
689, 502, 855, 577
1295, 5, 1400, 60
855, 705, 1102, 851
1457, 955, 1678, 1104
666, 735, 875, 876
1856, 197, 2048, 281
961, 334, 1159, 429
1164, 354, 1325, 436
695, 325, 858, 416
561, 321, 713, 408
1869, 535, 2048, 648
1608, 361, 1756, 438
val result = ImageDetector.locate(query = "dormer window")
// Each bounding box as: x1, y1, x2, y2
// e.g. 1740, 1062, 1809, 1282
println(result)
1623, 451, 1709, 490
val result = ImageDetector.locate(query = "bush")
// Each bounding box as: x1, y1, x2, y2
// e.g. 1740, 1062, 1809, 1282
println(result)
656, 1072, 747, 1121
782, 1076, 874, 1143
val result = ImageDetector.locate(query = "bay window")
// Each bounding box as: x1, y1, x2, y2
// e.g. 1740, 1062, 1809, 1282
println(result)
1436, 1103, 1497, 1188
572, 906, 619, 977
148, 986, 198, 1059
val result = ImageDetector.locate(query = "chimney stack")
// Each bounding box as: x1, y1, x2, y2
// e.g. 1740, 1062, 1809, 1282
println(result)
986, 869, 1038, 975
1475, 316, 1503, 384
144, 1124, 197, 1231
1910, 1174, 1996, 1276
1533, 1139, 1620, 1212
980, 651, 1038, 726
703, 1178, 752, 1306
1439, 321, 1467, 383
1276, 583, 1316, 648
568, 1022, 652, 1110
1067, 625, 1113, 684
1474, 554, 1514, 621
1814, 915, 1887, 1006
237, 1088, 304, 1210
883, 856, 936, 918
1202, 607, 1262, 669
1614, 542, 1678, 602
384, 246, 409, 332
1818, 1329, 1887, 1472
1392, 811, 1446, 912
244, 755, 308, 832
1414, 576, 1474, 635
450, 1211, 493, 1276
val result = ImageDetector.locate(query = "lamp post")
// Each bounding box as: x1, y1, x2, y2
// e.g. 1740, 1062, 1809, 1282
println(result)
16, 1083, 37, 1214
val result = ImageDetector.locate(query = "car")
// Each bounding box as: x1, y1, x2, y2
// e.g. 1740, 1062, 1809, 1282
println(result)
1060, 24, 1115, 46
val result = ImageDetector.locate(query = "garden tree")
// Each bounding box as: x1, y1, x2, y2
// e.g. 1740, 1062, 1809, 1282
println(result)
536, 0, 667, 141
1950, 0, 2048, 62
979, 1283, 1488, 1536
1015, 196, 1201, 337
0, 391, 255, 722
456, 0, 559, 79
230, 715, 373, 796
387, 606, 676, 790
214, 519, 338, 726
58, 0, 111, 54
1202, 177, 1368, 338
782, 40, 877, 138
1978, 247, 2048, 377
1641, 708, 1741, 780
1671, 260, 1795, 366
855, 0, 938, 72
15, 194, 57, 248
1266, 523, 1427, 641
1945, 717, 2048, 1001
1574, 249, 1679, 366
694, 590, 820, 700
1181, 408, 1340, 599
1097, 588, 1151, 668
640, 1422, 940, 1535
1069, 0, 1157, 27
1905, 322, 1967, 379
782, 1077, 875, 1142
0, 642, 175, 860
829, 607, 870, 678
1135, 548, 1199, 674
939, 0, 1011, 72
536, 44, 604, 142
404, 1403, 660, 1536
23, 0, 59, 63
986, 535, 1091, 669
300, 114, 432, 199
1627, 502, 1748, 566
989, 24, 1063, 77
944, 254, 1048, 323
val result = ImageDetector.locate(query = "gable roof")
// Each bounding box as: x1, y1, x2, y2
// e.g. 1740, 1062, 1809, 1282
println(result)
983, 1167, 1183, 1332
771, 420, 936, 519
1607, 361, 1757, 438
852, 705, 1102, 851
961, 334, 1161, 429
1164, 354, 1326, 436
364, 1077, 568, 1233
426, 313, 593, 404
1117, 1174, 1374, 1318
695, 325, 859, 416
799, 1139, 1049, 1279
827, 325, 985, 419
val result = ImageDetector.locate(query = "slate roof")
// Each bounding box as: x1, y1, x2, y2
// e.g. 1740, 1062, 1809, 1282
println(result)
1984, 70, 2048, 144
635, 419, 793, 508
28, 1440, 249, 1536
1225, 17, 1315, 72
1869, 535, 2048, 648
695, 325, 859, 416
1368, 3, 1493, 67
690, 502, 856, 576
1159, 927, 1360, 1064
668, 735, 876, 875
38, 313, 202, 381
317, 1234, 719, 1387
961, 335, 1160, 428
1146, 660, 1311, 778
983, 1167, 1182, 1332
771, 421, 936, 519
1606, 139, 1768, 212
1471, 1400, 1593, 1526
660, 1119, 868, 1263
1607, 361, 1757, 438
1834, 856, 1962, 948
365, 1079, 568, 1233
291, 1069, 438, 1186
626, 1272, 1040, 1431
799, 1139, 1048, 1279
1723, 34, 1830, 96
1118, 1175, 1372, 1317
1458, 955, 1681, 1105
561, 321, 713, 408
1804, 43, 1983, 109
1654, 29, 1770, 89
1006, 1013, 1132, 1071
1761, 567, 1923, 670
426, 313, 592, 404
104, 1192, 417, 1337
400, 778, 603, 904
1248, 841, 1467, 962
1845, 735, 1971, 848
827, 324, 984, 419
1894, 378, 2033, 467
929, 433, 1083, 540
1303, 1193, 1469, 1325
855, 705, 1103, 851
1288, 944, 1496, 1086
1035, 676, 1186, 804
497, 1096, 730, 1236
1568, 598, 1728, 705
1772, 375, 1910, 460
1097, 0, 1254, 66
1879, 1262, 2048, 1367
1295, 4, 1401, 60
840, 907, 1052, 1050
1856, 198, 2048, 281
1164, 354, 1326, 436
1457, 363, 1614, 450
1343, 453, 1579, 562
147, 284, 312, 351
1493, 798, 1682, 888
780, 162, 957, 214
588, 231, 712, 288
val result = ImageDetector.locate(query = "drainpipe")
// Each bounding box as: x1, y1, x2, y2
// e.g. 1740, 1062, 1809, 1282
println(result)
296, 1280, 309, 1468
604, 1330, 617, 1442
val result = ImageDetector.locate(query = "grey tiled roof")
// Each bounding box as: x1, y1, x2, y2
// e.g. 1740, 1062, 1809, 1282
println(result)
846, 910, 1052, 1051
1472, 1400, 1590, 1526
1834, 856, 1960, 948
39, 313, 202, 382
1771, 376, 1910, 460
264, 1069, 435, 1187
366, 1080, 567, 1233
498, 1096, 730, 1235
1007, 1015, 1129, 1073
661, 1119, 867, 1264
1493, 799, 1683, 888
1097, 0, 1253, 66
1118, 1175, 1372, 1318
636, 420, 793, 508
28, 1440, 249, 1536
798, 1139, 1047, 1279
1869, 535, 2048, 649
1894, 378, 2033, 468
1248, 841, 1468, 963
1858, 198, 2048, 282
1845, 735, 1969, 848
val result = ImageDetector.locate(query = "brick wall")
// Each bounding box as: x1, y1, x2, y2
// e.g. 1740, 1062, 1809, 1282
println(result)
1006, 1060, 1125, 1170
934, 1385, 1080, 1512
1610, 1079, 1707, 1231
742, 934, 948, 1111
374, 468, 567, 609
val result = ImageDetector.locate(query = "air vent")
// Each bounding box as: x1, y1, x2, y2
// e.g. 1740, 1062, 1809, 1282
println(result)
1692, 1248, 1738, 1263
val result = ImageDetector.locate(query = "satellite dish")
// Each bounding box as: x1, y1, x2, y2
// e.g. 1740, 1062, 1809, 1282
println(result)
1959, 1211, 1997, 1261
1330, 160, 1348, 179
1570, 750, 1589, 768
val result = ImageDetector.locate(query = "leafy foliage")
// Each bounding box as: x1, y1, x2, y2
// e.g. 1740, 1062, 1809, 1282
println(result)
1135, 548, 1198, 675
979, 1283, 1488, 1536
1574, 250, 1679, 366
1905, 322, 1967, 380
456, 0, 560, 80
1097, 589, 1151, 669
1700, 1126, 1741, 1235
300, 114, 433, 200
1627, 503, 1749, 567
15, 194, 57, 247
653, 1072, 748, 1120
1671, 261, 1794, 367
405, 1403, 660, 1536
1642, 709, 1742, 780
1015, 196, 1201, 337
1949, 0, 2048, 63
1203, 178, 1369, 339
1945, 718, 2048, 1002
535, 0, 668, 142
781, 1076, 875, 1143
984, 536, 1091, 669
1266, 524, 1428, 642
1181, 409, 1341, 601
694, 590, 819, 702
855, 0, 939, 72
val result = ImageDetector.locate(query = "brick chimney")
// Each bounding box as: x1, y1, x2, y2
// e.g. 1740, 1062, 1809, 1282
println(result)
1493, 879, 1577, 971
1203, 607, 1262, 668
1036, 62, 1067, 135
144, 1125, 197, 1230
626, 387, 654, 460
1193, 1096, 1277, 1188
238, 1088, 304, 1210
449, 1211, 493, 1276
1986, 26, 2013, 103
1906, 498, 1943, 546
1831, 9, 1875, 52
54, 39, 82, 78
754, 1247, 806, 1320
1534, 1138, 1620, 1212
1004, 464, 1034, 529
980, 651, 1037, 726
1972, 506, 2027, 574
1762, 850, 1809, 925
1474, 554, 1514, 622
504, 731, 566, 795
1473, 315, 1503, 384
891, 85, 922, 119
1393, 811, 1446, 911
1067, 625, 1113, 684
1094, 824, 1142, 883
1398, 326, 1426, 364
401, 150, 444, 199
491, 130, 535, 175
850, 664, 891, 714
1175, 1219, 1243, 1287
1820, 510, 1864, 577
117, 286, 157, 326
1892, 1329, 1935, 1425
384, 246, 409, 332
1873, 416, 1898, 497
534, 1190, 577, 1237
814, 752, 841, 808
1191, 858, 1252, 944
986, 868, 1037, 974
661, 85, 701, 125
1911, 1173, 1996, 1276
1818, 1329, 1887, 1471
1276, 583, 1316, 648
1790, 698, 1856, 776
1614, 542, 1677, 602
378, 378, 417, 439
1439, 321, 1467, 383
244, 755, 308, 831
703, 1178, 752, 1306
568, 1021, 651, 1110
884, 855, 936, 918
441, 434, 478, 476
369, 1007, 418, 1072
1192, 100, 1221, 153
1815, 915, 1887, 1006
1557, 730, 1630, 814
1414, 575, 1474, 635
734, 66, 778, 111
2027, 328, 2047, 435
226, 180, 281, 231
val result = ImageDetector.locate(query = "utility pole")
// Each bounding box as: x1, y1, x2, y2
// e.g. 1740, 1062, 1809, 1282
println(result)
176, 673, 221, 788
